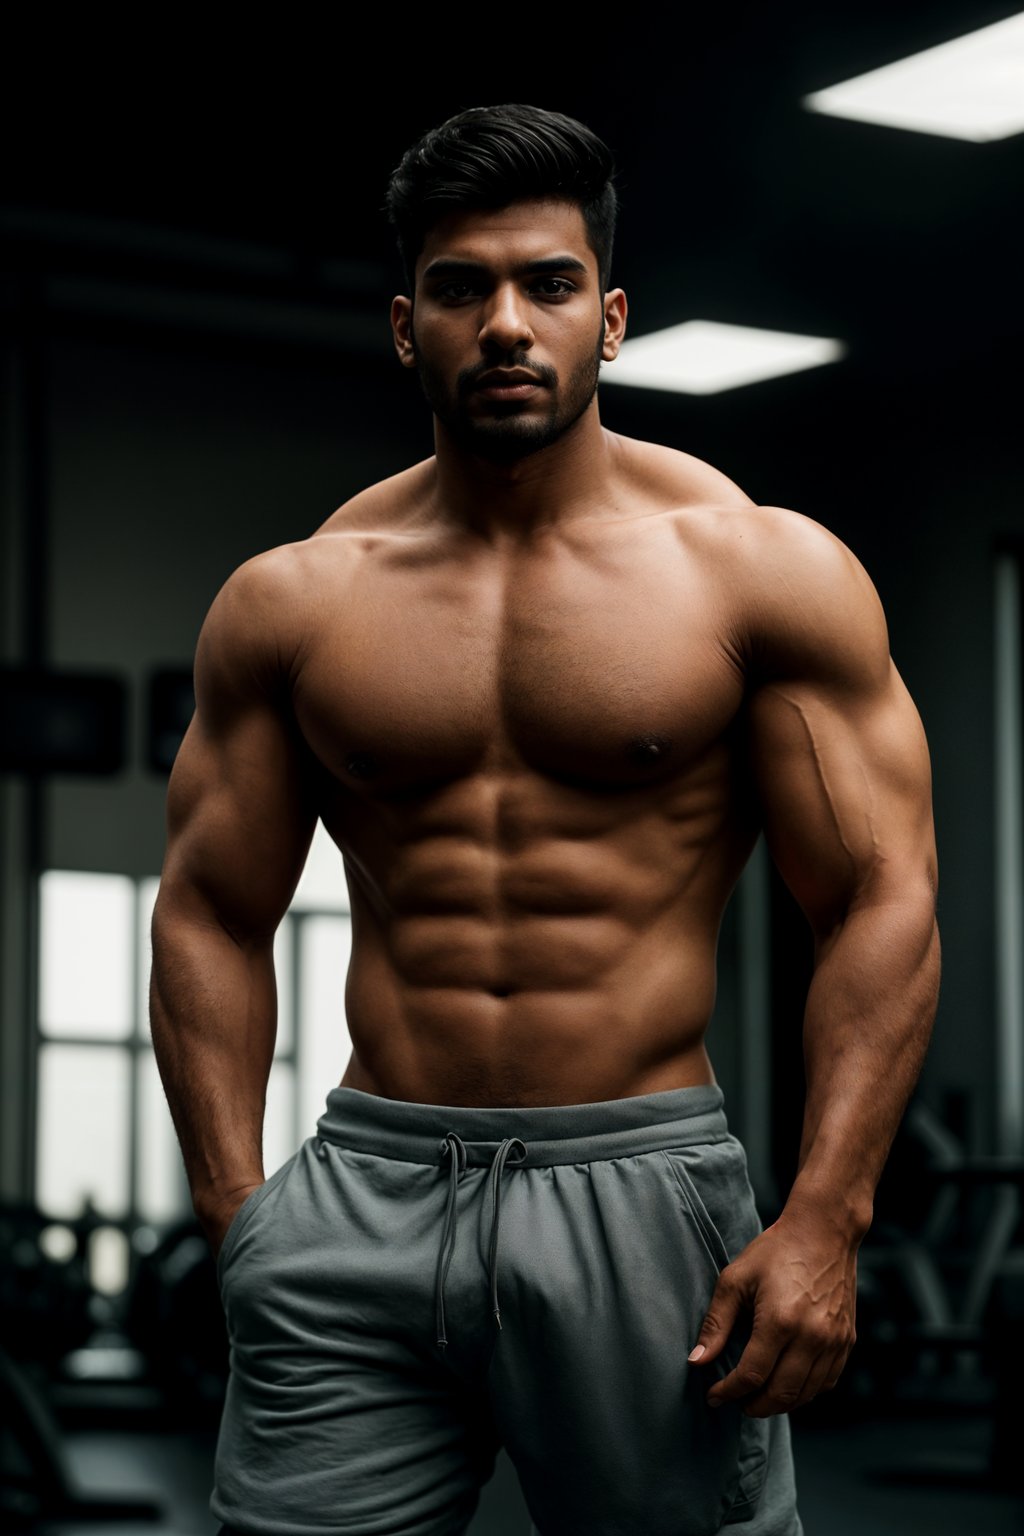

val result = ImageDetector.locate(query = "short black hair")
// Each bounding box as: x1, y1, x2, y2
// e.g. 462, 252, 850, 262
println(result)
385, 103, 618, 293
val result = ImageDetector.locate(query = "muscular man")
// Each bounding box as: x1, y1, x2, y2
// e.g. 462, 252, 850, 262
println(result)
150, 104, 939, 1536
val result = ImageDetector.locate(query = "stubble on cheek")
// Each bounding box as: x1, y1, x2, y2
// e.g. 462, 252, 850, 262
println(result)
408, 312, 605, 461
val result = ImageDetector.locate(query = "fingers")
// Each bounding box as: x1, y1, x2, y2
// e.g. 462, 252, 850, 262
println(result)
689, 1270, 744, 1367
705, 1330, 785, 1410
716, 1341, 850, 1418
687, 1239, 857, 1417
793, 1347, 844, 1408
731, 1343, 814, 1417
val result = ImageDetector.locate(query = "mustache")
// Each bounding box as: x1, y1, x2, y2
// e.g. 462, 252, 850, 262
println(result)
457, 357, 557, 397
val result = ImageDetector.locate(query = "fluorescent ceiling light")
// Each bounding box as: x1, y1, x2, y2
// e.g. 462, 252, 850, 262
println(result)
603, 319, 846, 396
803, 13, 1024, 142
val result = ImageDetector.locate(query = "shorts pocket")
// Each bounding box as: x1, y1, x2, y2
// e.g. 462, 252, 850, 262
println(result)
660, 1145, 771, 1522
659, 1148, 731, 1271
723, 1427, 770, 1523
215, 1153, 297, 1283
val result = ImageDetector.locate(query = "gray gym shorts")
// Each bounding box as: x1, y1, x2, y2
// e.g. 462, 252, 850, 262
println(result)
211, 1082, 803, 1536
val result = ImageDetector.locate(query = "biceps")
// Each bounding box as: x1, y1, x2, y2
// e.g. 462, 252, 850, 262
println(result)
748, 662, 936, 938
161, 702, 319, 944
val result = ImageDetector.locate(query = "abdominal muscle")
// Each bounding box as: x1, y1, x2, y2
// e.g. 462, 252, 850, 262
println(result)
335, 846, 729, 1109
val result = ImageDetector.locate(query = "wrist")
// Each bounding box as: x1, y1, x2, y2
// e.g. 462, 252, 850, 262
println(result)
192, 1174, 264, 1222
781, 1175, 874, 1245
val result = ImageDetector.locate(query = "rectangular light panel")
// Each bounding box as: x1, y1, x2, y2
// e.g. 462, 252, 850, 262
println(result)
803, 14, 1024, 142
603, 319, 846, 395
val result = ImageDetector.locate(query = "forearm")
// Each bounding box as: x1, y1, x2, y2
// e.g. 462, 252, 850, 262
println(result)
785, 882, 941, 1241
149, 895, 277, 1219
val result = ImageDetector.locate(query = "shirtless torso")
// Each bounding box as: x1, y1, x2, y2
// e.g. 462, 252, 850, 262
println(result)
168, 420, 917, 1120
161, 395, 932, 1143
306, 441, 760, 1108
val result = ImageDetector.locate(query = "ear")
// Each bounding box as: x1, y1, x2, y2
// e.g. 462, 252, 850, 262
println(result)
391, 295, 417, 369
601, 288, 627, 362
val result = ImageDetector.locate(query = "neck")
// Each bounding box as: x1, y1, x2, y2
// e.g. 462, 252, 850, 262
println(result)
430, 400, 616, 544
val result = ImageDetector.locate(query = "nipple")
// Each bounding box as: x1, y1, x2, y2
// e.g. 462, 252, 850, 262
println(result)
345, 752, 380, 779
627, 734, 673, 764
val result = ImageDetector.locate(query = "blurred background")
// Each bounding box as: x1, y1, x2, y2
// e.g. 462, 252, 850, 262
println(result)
2, 4, 1023, 1532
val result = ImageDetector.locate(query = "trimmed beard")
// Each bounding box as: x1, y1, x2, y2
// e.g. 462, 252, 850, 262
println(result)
410, 317, 606, 464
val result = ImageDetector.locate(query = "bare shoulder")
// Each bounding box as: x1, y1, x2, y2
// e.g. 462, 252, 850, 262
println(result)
196, 542, 316, 694
310, 457, 435, 539
741, 504, 885, 621
730, 505, 891, 686
209, 535, 338, 620
705, 501, 871, 578
610, 431, 756, 513
609, 437, 884, 655
199, 459, 437, 679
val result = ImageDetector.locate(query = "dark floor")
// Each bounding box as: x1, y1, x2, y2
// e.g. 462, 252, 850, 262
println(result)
14, 1406, 1024, 1536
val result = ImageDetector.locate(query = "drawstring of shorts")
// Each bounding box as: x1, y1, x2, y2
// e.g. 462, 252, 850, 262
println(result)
435, 1132, 527, 1350
487, 1135, 528, 1330
435, 1133, 466, 1349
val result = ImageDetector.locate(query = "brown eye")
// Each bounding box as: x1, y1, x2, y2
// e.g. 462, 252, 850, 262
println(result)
437, 282, 477, 301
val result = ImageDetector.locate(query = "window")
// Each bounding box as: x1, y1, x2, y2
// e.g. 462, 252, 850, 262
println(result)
35, 821, 353, 1294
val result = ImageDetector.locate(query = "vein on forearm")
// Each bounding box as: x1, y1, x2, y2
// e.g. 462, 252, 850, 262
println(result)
794, 897, 940, 1225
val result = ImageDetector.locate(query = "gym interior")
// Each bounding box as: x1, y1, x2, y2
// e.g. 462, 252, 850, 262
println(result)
2, 8, 1023, 1534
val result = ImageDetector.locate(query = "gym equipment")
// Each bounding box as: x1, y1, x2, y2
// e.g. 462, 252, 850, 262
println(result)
0, 1199, 164, 1529
0, 1203, 94, 1368
122, 1216, 228, 1419
0, 1344, 164, 1529
854, 1099, 1024, 1492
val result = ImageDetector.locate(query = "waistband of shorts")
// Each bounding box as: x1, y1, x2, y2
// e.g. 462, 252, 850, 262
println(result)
314, 1083, 731, 1167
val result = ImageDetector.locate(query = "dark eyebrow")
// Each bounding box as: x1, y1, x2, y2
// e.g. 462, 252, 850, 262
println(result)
421, 255, 589, 282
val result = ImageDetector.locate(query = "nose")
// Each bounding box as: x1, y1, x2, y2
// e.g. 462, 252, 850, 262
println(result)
478, 283, 534, 354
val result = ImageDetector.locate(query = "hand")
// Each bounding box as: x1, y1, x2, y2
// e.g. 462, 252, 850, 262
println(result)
197, 1181, 265, 1263
688, 1206, 858, 1417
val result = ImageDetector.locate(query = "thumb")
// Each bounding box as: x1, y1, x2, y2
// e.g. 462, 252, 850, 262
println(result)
688, 1274, 742, 1366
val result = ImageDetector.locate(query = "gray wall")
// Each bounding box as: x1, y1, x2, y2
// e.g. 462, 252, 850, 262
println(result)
44, 335, 419, 877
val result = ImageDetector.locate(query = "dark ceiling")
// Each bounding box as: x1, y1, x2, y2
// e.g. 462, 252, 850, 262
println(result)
2, 1, 1022, 401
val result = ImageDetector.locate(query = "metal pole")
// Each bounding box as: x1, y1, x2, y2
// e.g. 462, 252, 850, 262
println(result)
1, 274, 49, 1201
737, 836, 778, 1209
993, 551, 1023, 1157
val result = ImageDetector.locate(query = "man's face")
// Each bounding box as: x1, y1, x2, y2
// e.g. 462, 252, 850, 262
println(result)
392, 199, 624, 463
